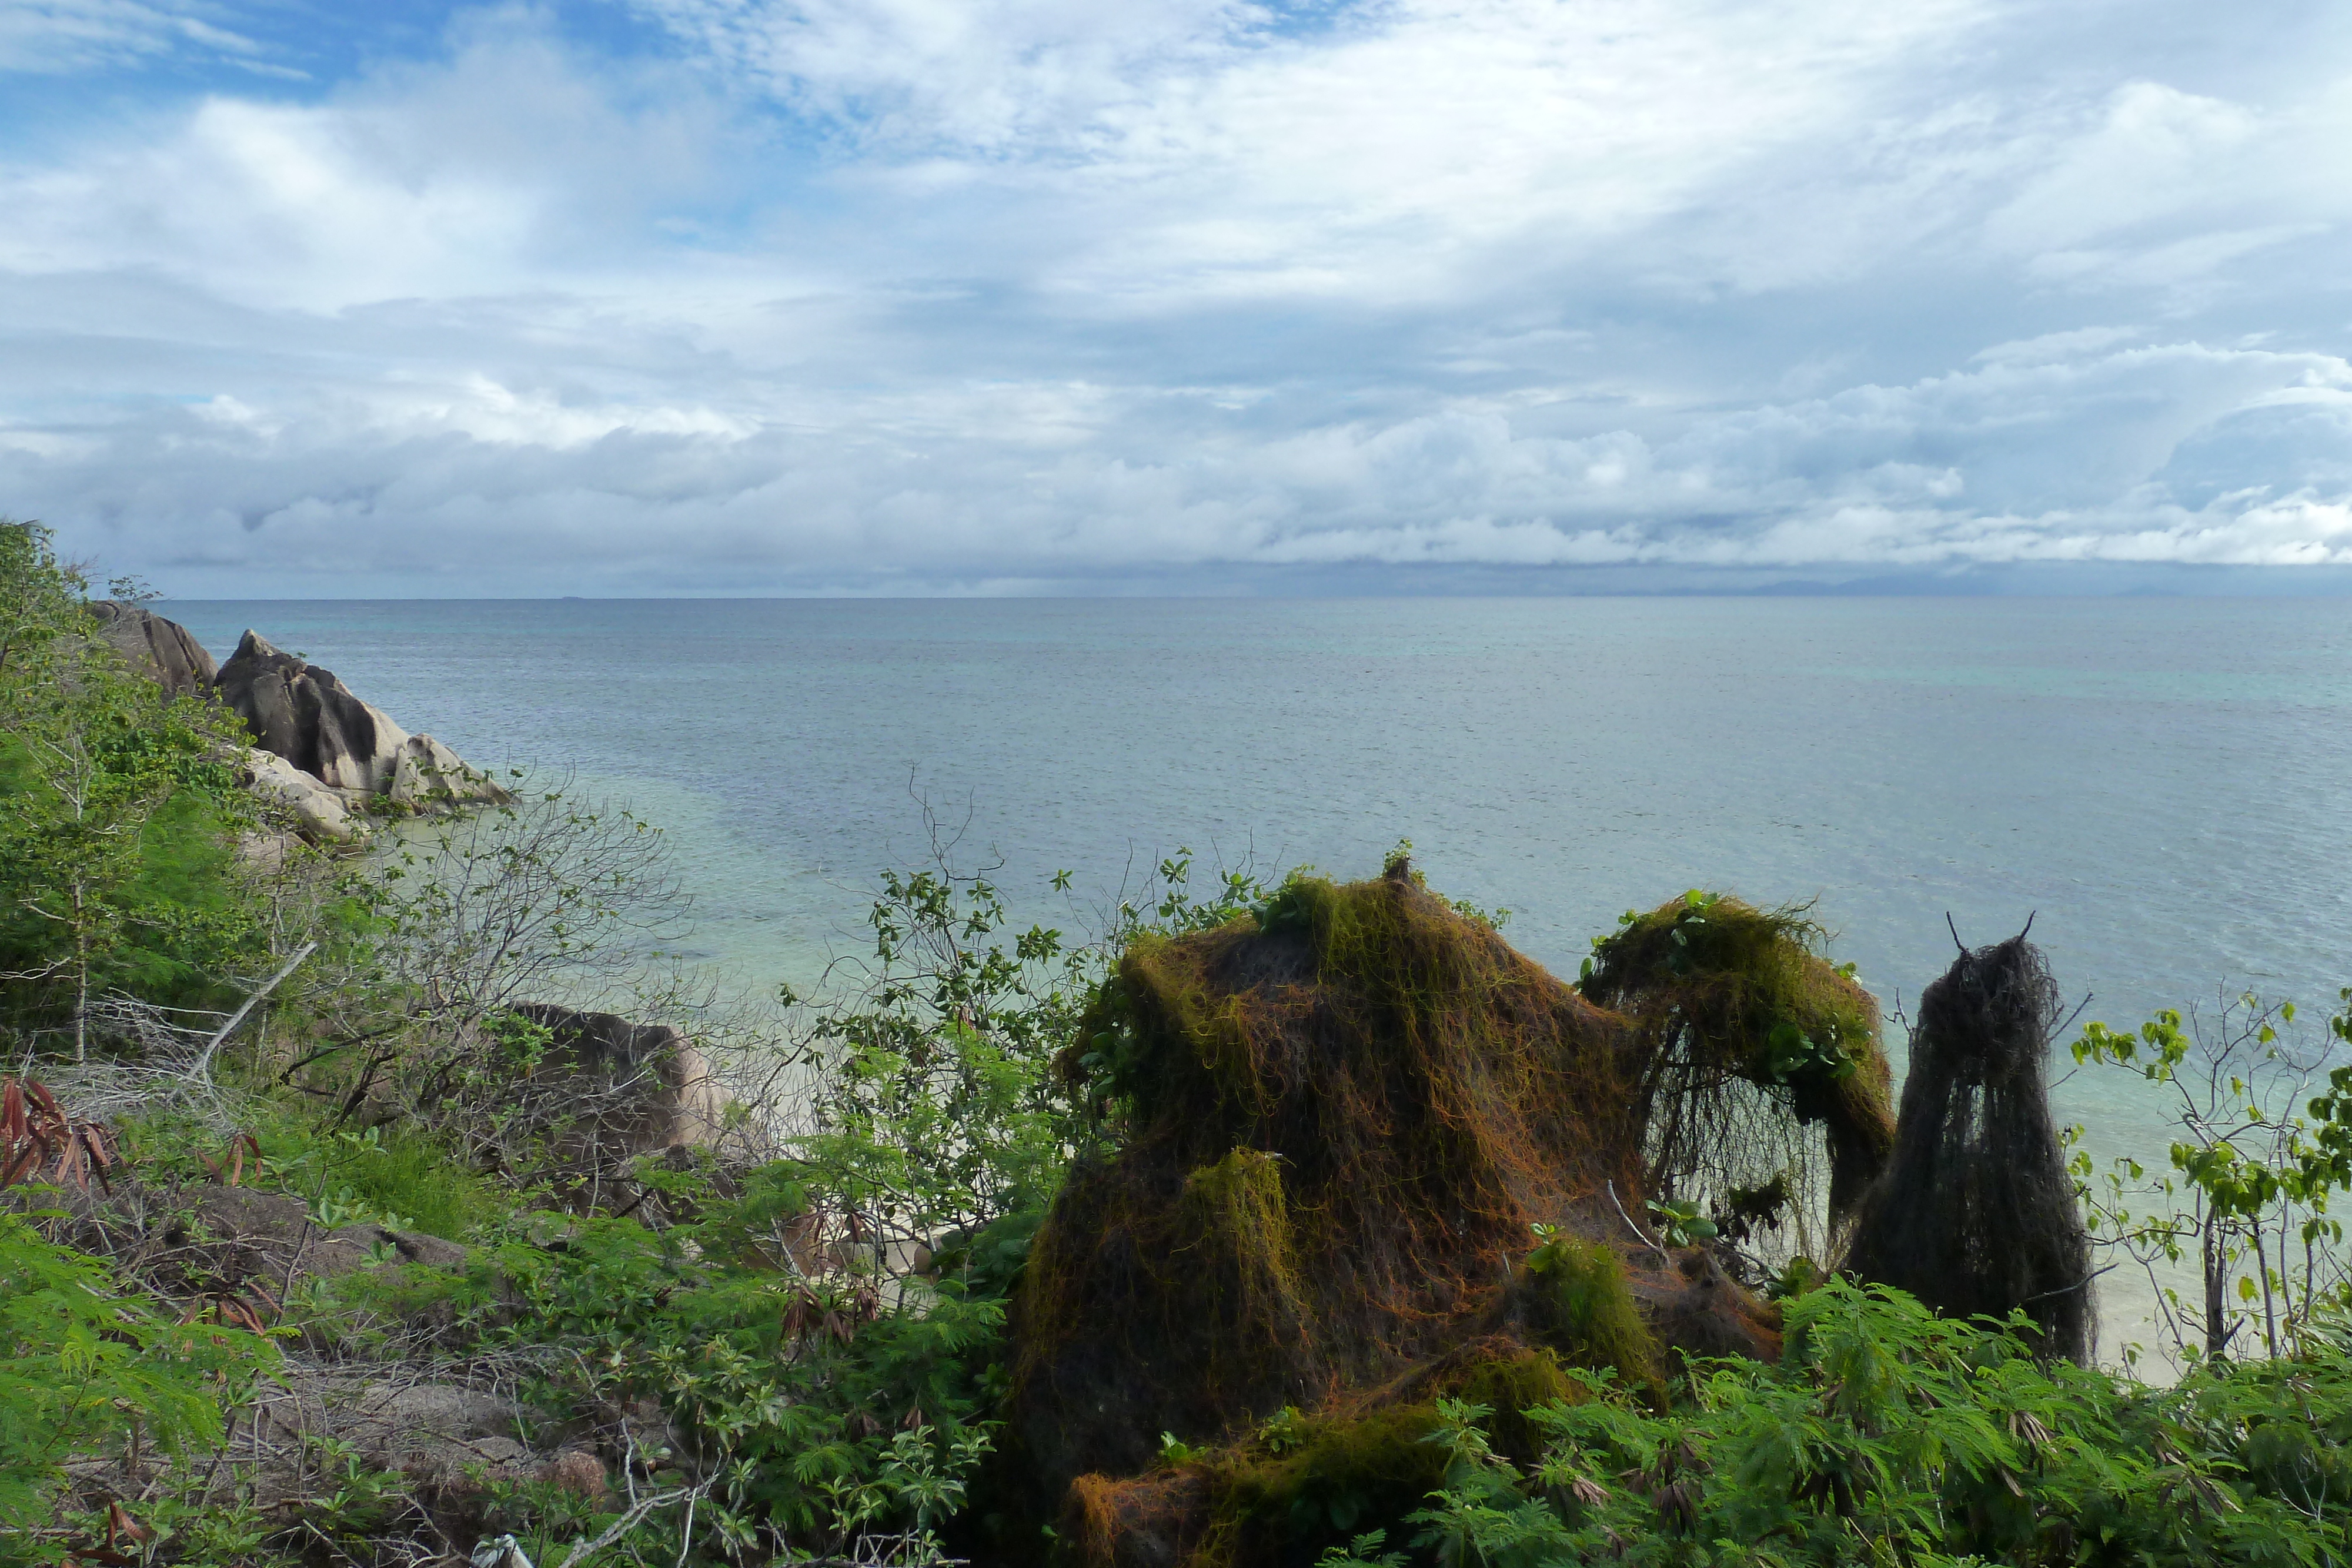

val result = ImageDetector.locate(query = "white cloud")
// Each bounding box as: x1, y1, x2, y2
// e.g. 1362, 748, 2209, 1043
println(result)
8, 326, 2350, 590
0, 12, 736, 310
0, 0, 262, 73
4, 2, 2352, 589
626, 0, 1261, 152
1973, 327, 2143, 366
1986, 83, 2262, 256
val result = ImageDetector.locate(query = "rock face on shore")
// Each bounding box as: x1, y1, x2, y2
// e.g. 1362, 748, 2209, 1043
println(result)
510, 1002, 729, 1162
88, 600, 219, 697
86, 605, 508, 840
236, 747, 361, 842
215, 630, 506, 810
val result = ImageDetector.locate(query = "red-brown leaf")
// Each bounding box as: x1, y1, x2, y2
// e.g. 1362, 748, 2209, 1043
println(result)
106, 1501, 153, 1545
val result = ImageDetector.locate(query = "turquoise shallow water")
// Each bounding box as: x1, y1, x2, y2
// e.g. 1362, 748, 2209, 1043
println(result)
168, 596, 2352, 1350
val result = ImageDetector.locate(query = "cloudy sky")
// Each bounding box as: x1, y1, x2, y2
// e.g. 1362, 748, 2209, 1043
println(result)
4, 0, 2351, 593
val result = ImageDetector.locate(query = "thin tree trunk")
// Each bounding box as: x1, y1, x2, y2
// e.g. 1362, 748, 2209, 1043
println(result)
71, 882, 88, 1064
2254, 1228, 2278, 1359
2203, 1219, 2227, 1360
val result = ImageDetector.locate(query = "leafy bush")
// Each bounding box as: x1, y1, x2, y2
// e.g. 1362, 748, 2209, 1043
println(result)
0, 1208, 276, 1539
0, 521, 269, 1057
1382, 1278, 2350, 1568
418, 1198, 1005, 1564
2072, 988, 2352, 1367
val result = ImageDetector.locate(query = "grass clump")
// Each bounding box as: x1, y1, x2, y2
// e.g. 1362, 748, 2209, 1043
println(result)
117, 1101, 500, 1238
328, 1125, 503, 1238
1175, 1148, 1309, 1373
1200, 1403, 1449, 1567
1519, 1228, 1662, 1394
1068, 1348, 1592, 1568
1449, 1346, 1586, 1463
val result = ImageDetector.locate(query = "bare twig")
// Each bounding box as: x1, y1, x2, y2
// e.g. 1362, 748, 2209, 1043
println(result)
1608, 1179, 1663, 1251
2021, 1262, 2120, 1305
192, 941, 318, 1078
552, 1482, 704, 1568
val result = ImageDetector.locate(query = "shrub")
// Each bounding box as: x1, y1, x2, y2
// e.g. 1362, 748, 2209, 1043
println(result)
0, 521, 269, 1058
0, 1209, 275, 1539
1400, 1278, 2352, 1568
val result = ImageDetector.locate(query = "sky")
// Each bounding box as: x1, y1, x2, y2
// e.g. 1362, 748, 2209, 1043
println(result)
4, 1, 2352, 594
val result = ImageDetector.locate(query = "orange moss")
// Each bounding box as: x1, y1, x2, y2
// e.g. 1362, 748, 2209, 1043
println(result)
1011, 867, 1641, 1502
1005, 867, 1806, 1566
1064, 1474, 1124, 1568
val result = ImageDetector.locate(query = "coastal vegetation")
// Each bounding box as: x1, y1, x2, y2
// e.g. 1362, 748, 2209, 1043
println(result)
2, 519, 2351, 1568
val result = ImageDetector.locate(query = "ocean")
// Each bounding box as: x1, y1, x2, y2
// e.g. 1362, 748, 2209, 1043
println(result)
166, 596, 2352, 1350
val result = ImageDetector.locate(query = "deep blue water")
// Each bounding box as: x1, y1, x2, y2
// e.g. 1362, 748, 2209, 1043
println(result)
169, 596, 2352, 1343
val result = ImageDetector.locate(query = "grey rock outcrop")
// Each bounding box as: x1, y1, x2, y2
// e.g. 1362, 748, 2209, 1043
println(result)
214, 629, 508, 810
88, 600, 219, 696
510, 1002, 727, 1163
239, 747, 360, 842
79, 604, 507, 844
54, 1178, 470, 1298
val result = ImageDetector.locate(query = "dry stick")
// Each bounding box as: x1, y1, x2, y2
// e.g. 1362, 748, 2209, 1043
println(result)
191, 941, 318, 1079
2020, 1261, 2120, 1305
193, 1405, 243, 1505
1608, 1179, 1664, 1251
536, 1485, 700, 1568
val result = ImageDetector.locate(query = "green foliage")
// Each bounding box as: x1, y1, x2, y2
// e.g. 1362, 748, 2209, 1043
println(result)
1377, 840, 1511, 930
322, 1123, 502, 1237
1259, 1405, 1312, 1456
1645, 1197, 1719, 1247
1208, 1402, 1452, 1558
2072, 988, 2352, 1363
0, 521, 268, 1057
793, 858, 1083, 1261
801, 843, 1272, 1280
45, 1432, 415, 1568
1451, 1350, 1589, 1465
1396, 1278, 2352, 1567
300, 783, 700, 1171
1578, 892, 1877, 1097
118, 1102, 499, 1239
0, 1208, 276, 1533
1315, 1531, 1410, 1568
469, 1198, 1008, 1563
1575, 889, 1895, 1270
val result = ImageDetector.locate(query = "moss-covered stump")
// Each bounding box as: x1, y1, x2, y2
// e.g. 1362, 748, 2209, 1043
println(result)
1000, 867, 1794, 1566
